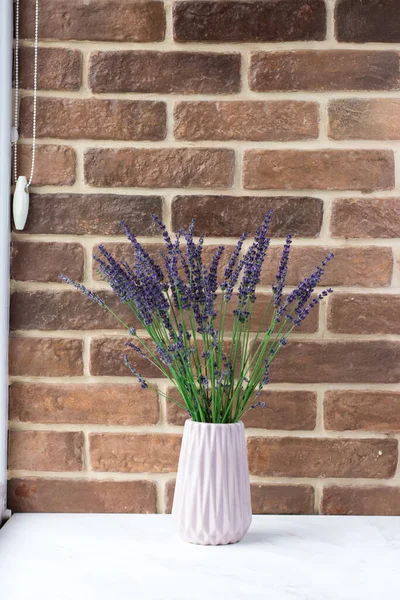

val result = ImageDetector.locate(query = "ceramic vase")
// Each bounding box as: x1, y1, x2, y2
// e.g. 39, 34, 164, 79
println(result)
172, 419, 252, 545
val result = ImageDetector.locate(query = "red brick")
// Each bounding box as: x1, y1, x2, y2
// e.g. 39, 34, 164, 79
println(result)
9, 383, 160, 426
18, 145, 76, 186
324, 390, 400, 432
269, 340, 400, 384
19, 47, 82, 91
9, 337, 83, 377
261, 246, 393, 288
20, 194, 162, 236
10, 291, 137, 331
247, 437, 398, 478
11, 242, 84, 283
8, 478, 157, 513
89, 433, 181, 473
243, 150, 394, 191
329, 99, 400, 140
90, 337, 160, 378
21, 0, 165, 42
89, 51, 240, 94
172, 195, 323, 237
251, 484, 315, 514
165, 479, 314, 515
249, 51, 400, 92
85, 148, 234, 189
173, 0, 326, 42
21, 98, 166, 141
166, 387, 317, 430
335, 0, 400, 43
165, 480, 176, 513
243, 391, 317, 430
327, 294, 400, 335
8, 431, 84, 472
322, 485, 400, 516
331, 197, 400, 239
173, 101, 319, 141
224, 294, 318, 334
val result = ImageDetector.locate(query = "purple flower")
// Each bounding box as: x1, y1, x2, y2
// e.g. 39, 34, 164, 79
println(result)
59, 275, 105, 307
250, 401, 267, 409
273, 234, 292, 308
124, 354, 148, 389
221, 232, 247, 301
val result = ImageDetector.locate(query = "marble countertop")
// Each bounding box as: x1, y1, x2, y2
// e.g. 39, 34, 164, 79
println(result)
0, 513, 399, 599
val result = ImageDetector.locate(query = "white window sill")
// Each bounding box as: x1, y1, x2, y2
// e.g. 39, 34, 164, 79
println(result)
0, 514, 399, 599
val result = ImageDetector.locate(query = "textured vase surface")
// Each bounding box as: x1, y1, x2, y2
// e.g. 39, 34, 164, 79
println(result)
172, 419, 252, 545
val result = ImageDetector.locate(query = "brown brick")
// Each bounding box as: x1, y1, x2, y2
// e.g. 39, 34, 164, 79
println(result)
21, 98, 166, 141
331, 197, 400, 239
324, 390, 400, 433
329, 99, 400, 140
166, 479, 314, 515
8, 478, 157, 513
247, 437, 398, 478
249, 50, 400, 92
174, 101, 319, 141
18, 145, 76, 186
9, 337, 83, 377
89, 433, 181, 473
166, 387, 317, 429
21, 0, 165, 42
243, 150, 394, 191
251, 484, 315, 514
322, 485, 400, 516
20, 194, 162, 236
89, 51, 240, 94
269, 340, 400, 384
243, 391, 317, 430
249, 51, 400, 92
19, 47, 82, 91
336, 0, 400, 43
327, 294, 400, 335
10, 291, 137, 331
90, 337, 160, 378
172, 196, 323, 237
11, 242, 84, 283
260, 246, 393, 287
173, 0, 326, 42
8, 431, 84, 472
85, 148, 235, 189
9, 383, 160, 426
224, 294, 319, 334
165, 388, 192, 426
165, 479, 176, 513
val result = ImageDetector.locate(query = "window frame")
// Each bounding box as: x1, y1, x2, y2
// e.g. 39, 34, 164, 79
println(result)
0, 0, 13, 525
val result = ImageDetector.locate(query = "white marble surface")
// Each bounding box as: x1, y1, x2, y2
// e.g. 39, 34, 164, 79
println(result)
0, 514, 399, 599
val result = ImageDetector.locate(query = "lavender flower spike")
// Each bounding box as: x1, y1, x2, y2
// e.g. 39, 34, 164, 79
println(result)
124, 354, 148, 389
59, 275, 105, 307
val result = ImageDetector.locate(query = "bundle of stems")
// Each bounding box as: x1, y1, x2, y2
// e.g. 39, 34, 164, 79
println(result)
61, 212, 333, 423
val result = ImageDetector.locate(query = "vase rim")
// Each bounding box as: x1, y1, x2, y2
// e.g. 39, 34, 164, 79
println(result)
185, 419, 244, 427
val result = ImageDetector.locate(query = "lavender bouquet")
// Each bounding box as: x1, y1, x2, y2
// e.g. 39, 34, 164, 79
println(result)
61, 212, 333, 423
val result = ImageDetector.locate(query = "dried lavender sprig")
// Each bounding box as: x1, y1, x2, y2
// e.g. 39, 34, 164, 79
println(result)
61, 212, 334, 423
59, 275, 106, 307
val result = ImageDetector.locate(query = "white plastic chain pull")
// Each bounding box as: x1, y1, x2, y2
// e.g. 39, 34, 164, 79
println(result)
13, 176, 29, 230
12, 0, 39, 231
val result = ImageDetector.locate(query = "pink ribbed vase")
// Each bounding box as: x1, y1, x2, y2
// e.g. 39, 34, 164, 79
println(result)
172, 419, 252, 545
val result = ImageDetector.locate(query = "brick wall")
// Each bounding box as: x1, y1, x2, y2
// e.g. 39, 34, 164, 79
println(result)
8, 0, 400, 516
